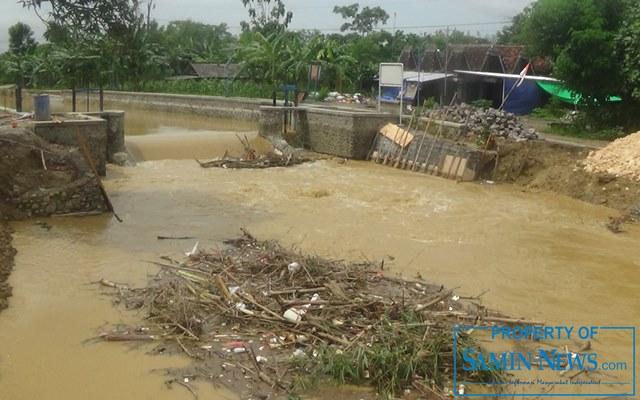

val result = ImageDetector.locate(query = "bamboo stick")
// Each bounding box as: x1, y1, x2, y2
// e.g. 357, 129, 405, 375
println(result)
422, 93, 458, 173
410, 104, 438, 171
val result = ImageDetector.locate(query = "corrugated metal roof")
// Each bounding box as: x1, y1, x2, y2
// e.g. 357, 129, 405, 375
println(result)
403, 71, 447, 82
189, 63, 241, 78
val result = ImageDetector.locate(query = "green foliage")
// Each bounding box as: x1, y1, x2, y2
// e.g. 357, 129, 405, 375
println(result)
547, 121, 625, 141
333, 3, 390, 35
8, 22, 37, 55
530, 97, 572, 120
293, 309, 504, 398
523, 0, 626, 101
520, 0, 640, 129
12, 0, 494, 97
315, 87, 330, 101
162, 20, 233, 69
20, 0, 147, 39
240, 0, 293, 35
617, 1, 640, 101
143, 79, 274, 99
471, 98, 492, 109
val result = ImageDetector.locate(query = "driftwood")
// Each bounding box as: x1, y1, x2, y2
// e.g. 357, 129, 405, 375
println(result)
196, 152, 311, 169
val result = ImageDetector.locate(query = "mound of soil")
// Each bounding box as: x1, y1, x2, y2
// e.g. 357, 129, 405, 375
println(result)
492, 140, 640, 211
584, 131, 640, 180
0, 128, 80, 200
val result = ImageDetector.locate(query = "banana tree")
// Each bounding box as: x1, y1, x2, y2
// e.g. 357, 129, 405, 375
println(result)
237, 30, 288, 85
315, 38, 357, 92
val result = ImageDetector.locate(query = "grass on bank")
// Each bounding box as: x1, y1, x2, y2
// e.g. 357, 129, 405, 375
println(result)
290, 309, 505, 398
529, 98, 626, 141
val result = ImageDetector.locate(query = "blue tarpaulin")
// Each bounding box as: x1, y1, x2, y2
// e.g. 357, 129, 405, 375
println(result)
379, 86, 401, 101
502, 78, 545, 115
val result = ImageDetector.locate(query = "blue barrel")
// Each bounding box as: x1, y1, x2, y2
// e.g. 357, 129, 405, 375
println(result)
34, 94, 51, 121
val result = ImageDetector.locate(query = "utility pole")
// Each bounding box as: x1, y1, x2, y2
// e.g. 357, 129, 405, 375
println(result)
393, 12, 397, 34
443, 26, 449, 106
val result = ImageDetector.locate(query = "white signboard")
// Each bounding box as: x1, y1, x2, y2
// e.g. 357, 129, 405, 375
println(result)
379, 63, 404, 86
378, 63, 405, 121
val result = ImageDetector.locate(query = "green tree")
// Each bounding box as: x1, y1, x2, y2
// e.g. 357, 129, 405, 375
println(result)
240, 0, 293, 35
8, 22, 37, 54
617, 1, 640, 101
20, 0, 146, 39
22, 0, 166, 90
162, 20, 233, 73
237, 31, 288, 85
333, 3, 389, 35
522, 0, 627, 103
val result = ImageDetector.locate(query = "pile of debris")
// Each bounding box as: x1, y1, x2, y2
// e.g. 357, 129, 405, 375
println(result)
197, 135, 313, 169
584, 131, 640, 180
431, 103, 542, 141
196, 152, 311, 169
98, 230, 532, 398
322, 91, 373, 105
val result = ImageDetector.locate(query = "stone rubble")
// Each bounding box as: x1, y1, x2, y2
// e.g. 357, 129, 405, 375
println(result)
0, 127, 108, 217
584, 131, 640, 180
431, 103, 543, 141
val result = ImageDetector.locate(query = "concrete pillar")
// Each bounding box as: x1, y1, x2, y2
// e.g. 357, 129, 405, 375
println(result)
258, 106, 284, 138
86, 111, 126, 163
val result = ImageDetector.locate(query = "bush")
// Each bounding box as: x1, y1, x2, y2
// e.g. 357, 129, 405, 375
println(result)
142, 79, 274, 98
471, 98, 492, 109
530, 97, 572, 120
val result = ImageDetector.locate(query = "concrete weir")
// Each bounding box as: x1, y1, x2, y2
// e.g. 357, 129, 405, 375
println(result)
30, 111, 127, 176
62, 90, 402, 160
52, 91, 484, 177
259, 106, 397, 159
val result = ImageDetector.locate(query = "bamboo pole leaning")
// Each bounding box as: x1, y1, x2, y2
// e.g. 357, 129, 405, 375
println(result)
421, 93, 458, 174
410, 103, 438, 171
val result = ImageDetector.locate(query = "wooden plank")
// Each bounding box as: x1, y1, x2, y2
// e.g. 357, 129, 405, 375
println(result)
379, 123, 414, 147
455, 157, 468, 177
448, 157, 462, 179
441, 155, 454, 177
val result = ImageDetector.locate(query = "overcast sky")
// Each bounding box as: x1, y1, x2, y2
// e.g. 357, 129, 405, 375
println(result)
0, 0, 533, 52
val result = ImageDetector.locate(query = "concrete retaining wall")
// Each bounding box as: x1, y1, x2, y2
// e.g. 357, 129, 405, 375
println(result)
85, 111, 126, 163
62, 90, 272, 122
30, 114, 108, 175
259, 106, 398, 160
302, 108, 397, 159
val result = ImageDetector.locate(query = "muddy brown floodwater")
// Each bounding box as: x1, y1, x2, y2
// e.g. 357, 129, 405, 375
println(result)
1, 100, 639, 399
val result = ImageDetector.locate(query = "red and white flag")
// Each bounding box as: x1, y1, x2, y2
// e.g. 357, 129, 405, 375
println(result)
515, 63, 530, 87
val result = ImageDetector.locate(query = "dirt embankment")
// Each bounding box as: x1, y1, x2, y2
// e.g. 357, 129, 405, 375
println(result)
0, 216, 16, 311
491, 139, 640, 212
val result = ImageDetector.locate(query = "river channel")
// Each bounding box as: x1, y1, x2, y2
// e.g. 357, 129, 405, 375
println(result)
0, 98, 638, 399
